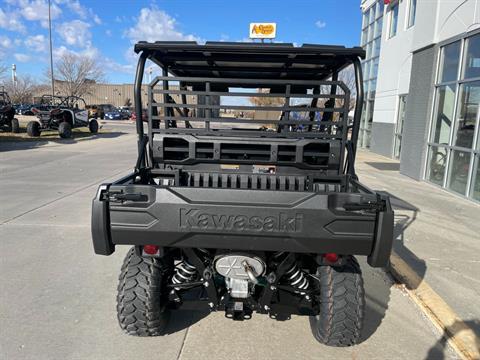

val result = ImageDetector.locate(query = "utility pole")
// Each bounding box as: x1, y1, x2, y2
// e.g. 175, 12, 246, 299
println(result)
48, 0, 55, 96
11, 64, 16, 93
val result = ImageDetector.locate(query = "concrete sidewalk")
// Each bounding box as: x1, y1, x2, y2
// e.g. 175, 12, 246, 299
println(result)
356, 150, 480, 339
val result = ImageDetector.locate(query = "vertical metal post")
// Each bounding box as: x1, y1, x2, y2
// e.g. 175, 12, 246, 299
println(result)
205, 81, 211, 131
48, 0, 55, 96
134, 52, 147, 169
282, 84, 291, 133
162, 67, 170, 129
351, 58, 364, 157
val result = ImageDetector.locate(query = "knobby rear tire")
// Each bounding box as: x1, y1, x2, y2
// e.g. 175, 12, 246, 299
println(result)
11, 118, 20, 133
58, 122, 72, 138
117, 247, 170, 336
26, 121, 41, 137
309, 256, 365, 347
88, 119, 99, 133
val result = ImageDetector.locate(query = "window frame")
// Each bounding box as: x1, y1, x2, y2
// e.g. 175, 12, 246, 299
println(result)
425, 29, 480, 203
388, 2, 399, 39
393, 94, 408, 159
406, 0, 417, 29
360, 1, 384, 149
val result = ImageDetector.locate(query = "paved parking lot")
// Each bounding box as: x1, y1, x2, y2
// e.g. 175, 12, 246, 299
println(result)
0, 123, 458, 360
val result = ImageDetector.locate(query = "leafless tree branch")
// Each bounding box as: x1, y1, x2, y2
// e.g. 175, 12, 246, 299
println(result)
46, 53, 105, 98
3, 75, 38, 103
0, 63, 8, 82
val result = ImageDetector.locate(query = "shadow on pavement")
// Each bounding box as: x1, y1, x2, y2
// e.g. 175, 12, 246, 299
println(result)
425, 319, 480, 360
378, 191, 426, 290
164, 310, 210, 335
0, 131, 127, 152
359, 191, 425, 342
365, 162, 400, 171
360, 266, 392, 343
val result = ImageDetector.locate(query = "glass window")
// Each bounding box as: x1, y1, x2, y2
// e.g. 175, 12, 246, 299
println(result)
370, 79, 377, 96
397, 95, 407, 135
376, 0, 384, 18
366, 42, 373, 59
373, 37, 381, 58
364, 60, 371, 79
361, 28, 368, 46
472, 156, 480, 201
369, 60, 375, 79
369, 6, 375, 24
448, 150, 471, 195
362, 12, 369, 29
374, 17, 383, 38
428, 146, 448, 185
463, 34, 480, 79
366, 80, 373, 95
438, 41, 461, 83
407, 0, 417, 28
389, 3, 399, 38
394, 95, 407, 159
432, 85, 456, 144
372, 57, 380, 78
367, 100, 374, 129
454, 81, 480, 149
368, 24, 374, 43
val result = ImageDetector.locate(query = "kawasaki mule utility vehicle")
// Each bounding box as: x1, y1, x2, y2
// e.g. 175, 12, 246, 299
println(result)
27, 95, 98, 138
91, 42, 394, 346
0, 91, 20, 133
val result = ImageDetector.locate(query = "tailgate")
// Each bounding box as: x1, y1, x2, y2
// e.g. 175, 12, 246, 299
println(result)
92, 181, 393, 266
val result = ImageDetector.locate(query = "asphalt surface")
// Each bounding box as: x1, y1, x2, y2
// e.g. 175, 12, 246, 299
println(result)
0, 122, 458, 360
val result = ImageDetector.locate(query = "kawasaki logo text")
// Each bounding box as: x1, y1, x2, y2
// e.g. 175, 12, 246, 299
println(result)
180, 209, 303, 233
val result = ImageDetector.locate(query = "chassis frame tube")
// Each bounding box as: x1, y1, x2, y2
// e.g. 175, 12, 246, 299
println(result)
134, 51, 148, 168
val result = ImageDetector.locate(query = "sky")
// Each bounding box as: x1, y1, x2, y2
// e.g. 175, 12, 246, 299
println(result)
0, 0, 363, 84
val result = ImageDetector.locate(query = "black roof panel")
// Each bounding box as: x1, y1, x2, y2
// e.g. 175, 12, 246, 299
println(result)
134, 41, 365, 80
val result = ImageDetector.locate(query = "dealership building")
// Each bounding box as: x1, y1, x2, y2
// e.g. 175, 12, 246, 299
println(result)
359, 0, 480, 202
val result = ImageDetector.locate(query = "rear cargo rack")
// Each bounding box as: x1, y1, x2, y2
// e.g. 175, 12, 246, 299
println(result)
133, 41, 365, 177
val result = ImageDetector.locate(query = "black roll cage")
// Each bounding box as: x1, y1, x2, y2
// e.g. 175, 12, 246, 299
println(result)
132, 42, 365, 176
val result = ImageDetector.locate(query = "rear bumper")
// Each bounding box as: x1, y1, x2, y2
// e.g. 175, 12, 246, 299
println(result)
91, 177, 393, 267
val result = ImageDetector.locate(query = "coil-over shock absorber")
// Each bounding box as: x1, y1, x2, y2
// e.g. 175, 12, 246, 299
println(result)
273, 252, 309, 293
284, 263, 309, 292
172, 260, 197, 290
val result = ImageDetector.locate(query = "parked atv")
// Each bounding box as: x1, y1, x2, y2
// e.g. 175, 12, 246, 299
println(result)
27, 95, 99, 138
91, 41, 394, 347
0, 91, 20, 133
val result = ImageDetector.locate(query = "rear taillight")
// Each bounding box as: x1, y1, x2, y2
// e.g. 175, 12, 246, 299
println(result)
143, 245, 159, 256
324, 253, 339, 263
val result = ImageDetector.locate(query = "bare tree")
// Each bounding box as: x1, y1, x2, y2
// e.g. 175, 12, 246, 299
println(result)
248, 88, 285, 107
0, 63, 8, 83
46, 53, 105, 98
4, 75, 38, 103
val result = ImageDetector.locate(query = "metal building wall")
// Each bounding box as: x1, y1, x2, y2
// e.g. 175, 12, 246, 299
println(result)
400, 45, 437, 180
81, 84, 149, 108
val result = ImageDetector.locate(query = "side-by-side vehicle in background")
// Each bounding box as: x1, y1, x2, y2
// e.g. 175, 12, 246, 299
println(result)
91, 41, 394, 347
0, 91, 20, 133
28, 95, 99, 138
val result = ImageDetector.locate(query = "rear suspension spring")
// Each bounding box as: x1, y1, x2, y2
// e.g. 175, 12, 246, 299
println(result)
284, 263, 309, 292
172, 260, 197, 290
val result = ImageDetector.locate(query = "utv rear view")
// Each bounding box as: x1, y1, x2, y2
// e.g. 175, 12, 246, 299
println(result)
91, 41, 393, 346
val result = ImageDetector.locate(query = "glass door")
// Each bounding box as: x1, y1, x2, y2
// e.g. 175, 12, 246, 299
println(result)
394, 95, 407, 159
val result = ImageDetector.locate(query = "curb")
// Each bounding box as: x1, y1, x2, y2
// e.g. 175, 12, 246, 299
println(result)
389, 252, 480, 360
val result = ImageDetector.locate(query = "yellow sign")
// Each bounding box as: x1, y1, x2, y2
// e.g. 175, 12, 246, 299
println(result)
249, 23, 277, 39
